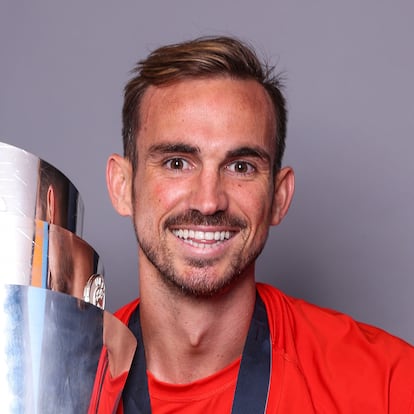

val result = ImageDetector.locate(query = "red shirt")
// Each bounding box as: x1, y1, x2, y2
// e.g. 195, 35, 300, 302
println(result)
148, 357, 240, 413
91, 283, 414, 413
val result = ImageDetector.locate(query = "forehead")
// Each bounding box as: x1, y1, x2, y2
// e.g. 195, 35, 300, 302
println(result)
137, 77, 276, 153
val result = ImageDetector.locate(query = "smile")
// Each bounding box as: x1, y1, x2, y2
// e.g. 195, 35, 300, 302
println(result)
172, 229, 233, 248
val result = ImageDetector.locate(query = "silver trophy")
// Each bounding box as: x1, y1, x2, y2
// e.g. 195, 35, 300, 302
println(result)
0, 142, 136, 413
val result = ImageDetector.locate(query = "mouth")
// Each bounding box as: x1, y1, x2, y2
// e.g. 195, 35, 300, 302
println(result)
171, 229, 234, 249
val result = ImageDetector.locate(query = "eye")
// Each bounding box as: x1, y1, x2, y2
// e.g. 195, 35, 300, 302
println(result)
227, 160, 255, 175
164, 158, 191, 170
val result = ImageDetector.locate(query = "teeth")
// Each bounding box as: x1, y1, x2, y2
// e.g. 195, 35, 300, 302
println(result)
205, 232, 214, 241
172, 229, 232, 242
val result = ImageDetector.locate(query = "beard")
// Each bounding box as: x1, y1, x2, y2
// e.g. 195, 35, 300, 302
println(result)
134, 210, 268, 298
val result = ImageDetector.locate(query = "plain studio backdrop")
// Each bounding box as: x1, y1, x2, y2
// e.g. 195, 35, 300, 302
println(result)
1, 1, 413, 344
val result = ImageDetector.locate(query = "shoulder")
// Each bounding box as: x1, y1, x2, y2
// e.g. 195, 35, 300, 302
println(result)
114, 298, 140, 324
257, 282, 413, 354
257, 283, 414, 412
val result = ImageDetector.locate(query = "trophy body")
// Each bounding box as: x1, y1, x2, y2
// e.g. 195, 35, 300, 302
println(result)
0, 142, 135, 413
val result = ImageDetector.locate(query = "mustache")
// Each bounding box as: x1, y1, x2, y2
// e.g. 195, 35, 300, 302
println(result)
164, 210, 247, 229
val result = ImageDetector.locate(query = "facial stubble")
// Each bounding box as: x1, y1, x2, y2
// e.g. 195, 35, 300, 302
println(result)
132, 208, 269, 298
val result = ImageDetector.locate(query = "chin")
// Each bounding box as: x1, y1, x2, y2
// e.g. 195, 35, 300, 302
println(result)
162, 267, 246, 299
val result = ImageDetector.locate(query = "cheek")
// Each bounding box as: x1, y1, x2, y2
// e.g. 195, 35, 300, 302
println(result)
136, 179, 189, 215
232, 184, 273, 218
251, 201, 272, 225
154, 182, 184, 206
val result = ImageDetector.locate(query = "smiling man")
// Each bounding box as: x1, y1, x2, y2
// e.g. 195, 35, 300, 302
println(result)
99, 36, 414, 413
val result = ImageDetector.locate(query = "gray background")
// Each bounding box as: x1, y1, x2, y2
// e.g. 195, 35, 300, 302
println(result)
1, 1, 413, 344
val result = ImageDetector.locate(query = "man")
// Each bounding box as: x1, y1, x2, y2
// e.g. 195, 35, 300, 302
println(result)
96, 36, 414, 413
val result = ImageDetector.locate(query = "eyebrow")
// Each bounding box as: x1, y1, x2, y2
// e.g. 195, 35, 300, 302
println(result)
226, 146, 271, 164
148, 143, 200, 155
147, 142, 271, 164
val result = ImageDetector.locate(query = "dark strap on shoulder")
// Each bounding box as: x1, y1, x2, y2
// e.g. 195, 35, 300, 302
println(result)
122, 292, 271, 414
231, 293, 271, 413
122, 307, 151, 413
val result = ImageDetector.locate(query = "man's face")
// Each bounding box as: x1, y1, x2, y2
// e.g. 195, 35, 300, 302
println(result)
129, 77, 286, 297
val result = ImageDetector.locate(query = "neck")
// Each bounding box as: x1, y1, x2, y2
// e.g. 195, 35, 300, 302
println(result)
139, 270, 256, 384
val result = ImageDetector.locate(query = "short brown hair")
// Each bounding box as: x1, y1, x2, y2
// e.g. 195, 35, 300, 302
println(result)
122, 36, 287, 173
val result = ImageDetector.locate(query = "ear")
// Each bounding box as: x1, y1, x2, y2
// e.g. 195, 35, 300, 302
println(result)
270, 167, 295, 226
106, 154, 133, 216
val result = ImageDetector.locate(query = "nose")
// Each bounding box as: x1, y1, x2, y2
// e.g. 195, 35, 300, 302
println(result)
189, 168, 229, 215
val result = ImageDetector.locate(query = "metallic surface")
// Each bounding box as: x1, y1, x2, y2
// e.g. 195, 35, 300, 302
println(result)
83, 274, 106, 310
0, 143, 125, 411
0, 284, 136, 414
0, 142, 84, 236
0, 216, 105, 307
